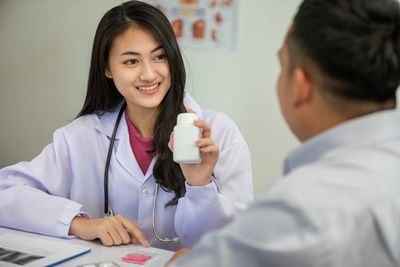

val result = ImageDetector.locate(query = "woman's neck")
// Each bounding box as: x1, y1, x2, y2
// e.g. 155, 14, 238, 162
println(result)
125, 105, 159, 138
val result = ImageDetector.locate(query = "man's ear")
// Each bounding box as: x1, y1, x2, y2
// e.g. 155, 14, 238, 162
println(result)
105, 69, 112, 79
292, 67, 313, 108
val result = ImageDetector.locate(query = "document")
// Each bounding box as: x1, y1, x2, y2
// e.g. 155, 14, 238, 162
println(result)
0, 233, 90, 267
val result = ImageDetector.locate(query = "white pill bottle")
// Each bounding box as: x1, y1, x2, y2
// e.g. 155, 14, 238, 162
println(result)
173, 113, 201, 164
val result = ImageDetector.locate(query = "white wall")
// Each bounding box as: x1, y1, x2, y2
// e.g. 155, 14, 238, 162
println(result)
0, 0, 301, 196
185, 0, 301, 195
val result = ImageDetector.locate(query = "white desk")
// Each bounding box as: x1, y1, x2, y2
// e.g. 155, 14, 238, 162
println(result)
0, 227, 173, 266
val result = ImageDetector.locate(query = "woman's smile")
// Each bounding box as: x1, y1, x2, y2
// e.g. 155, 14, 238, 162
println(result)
136, 83, 161, 95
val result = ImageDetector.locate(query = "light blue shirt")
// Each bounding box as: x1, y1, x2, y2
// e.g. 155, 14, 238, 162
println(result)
0, 94, 253, 251
172, 109, 400, 266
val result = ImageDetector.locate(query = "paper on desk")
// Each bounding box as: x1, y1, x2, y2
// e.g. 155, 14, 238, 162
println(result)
0, 233, 90, 267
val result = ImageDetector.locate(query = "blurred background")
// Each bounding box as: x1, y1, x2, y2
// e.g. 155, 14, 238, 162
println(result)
0, 0, 303, 197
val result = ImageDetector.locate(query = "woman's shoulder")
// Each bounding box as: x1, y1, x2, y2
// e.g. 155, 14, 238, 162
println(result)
201, 108, 247, 146
184, 93, 246, 144
201, 108, 236, 129
56, 110, 116, 139
62, 113, 100, 133
184, 93, 236, 129
34, 113, 103, 151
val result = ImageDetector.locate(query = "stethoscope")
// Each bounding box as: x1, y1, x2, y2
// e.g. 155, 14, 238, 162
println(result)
103, 102, 180, 243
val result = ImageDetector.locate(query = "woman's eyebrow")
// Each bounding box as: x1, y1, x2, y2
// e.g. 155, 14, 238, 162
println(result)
151, 45, 163, 53
120, 45, 163, 56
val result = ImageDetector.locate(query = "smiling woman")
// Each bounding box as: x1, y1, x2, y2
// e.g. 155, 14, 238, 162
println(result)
0, 0, 253, 252
105, 27, 172, 121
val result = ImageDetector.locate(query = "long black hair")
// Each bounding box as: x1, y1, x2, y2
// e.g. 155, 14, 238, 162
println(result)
78, 0, 186, 206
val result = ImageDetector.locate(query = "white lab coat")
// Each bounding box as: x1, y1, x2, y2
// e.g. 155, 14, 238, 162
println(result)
0, 94, 253, 251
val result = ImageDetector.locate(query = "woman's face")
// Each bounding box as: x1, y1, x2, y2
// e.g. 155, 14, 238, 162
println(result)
106, 26, 171, 114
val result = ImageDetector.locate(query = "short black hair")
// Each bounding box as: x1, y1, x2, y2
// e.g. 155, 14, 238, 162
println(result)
288, 0, 400, 103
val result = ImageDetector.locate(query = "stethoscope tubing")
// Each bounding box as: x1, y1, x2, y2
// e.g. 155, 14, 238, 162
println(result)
104, 102, 126, 216
103, 102, 180, 243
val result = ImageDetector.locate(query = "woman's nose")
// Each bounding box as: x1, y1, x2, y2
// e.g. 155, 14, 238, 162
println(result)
139, 62, 156, 82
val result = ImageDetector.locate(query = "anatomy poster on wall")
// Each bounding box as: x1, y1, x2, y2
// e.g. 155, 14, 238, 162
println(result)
143, 0, 238, 51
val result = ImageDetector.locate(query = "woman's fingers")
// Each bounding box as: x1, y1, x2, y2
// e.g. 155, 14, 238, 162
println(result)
168, 132, 174, 152
87, 215, 149, 247
193, 120, 211, 138
196, 138, 219, 153
111, 216, 131, 244
98, 231, 114, 247
196, 138, 214, 148
129, 232, 139, 244
69, 216, 146, 247
121, 216, 150, 247
107, 223, 123, 245
201, 144, 219, 153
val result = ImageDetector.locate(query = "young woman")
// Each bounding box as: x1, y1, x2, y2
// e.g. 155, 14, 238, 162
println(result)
0, 1, 253, 251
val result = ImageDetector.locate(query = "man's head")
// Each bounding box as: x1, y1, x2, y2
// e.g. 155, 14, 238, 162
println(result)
277, 0, 400, 142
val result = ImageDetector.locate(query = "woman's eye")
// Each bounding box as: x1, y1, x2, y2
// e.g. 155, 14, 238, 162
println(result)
154, 54, 166, 61
124, 59, 138, 65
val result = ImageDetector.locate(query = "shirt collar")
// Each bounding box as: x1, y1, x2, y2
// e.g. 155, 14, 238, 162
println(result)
283, 109, 400, 175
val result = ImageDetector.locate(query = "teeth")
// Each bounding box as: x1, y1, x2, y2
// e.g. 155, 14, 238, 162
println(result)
137, 84, 159, 91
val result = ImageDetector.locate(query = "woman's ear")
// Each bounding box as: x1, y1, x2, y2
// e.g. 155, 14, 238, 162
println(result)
105, 69, 112, 79
292, 67, 313, 108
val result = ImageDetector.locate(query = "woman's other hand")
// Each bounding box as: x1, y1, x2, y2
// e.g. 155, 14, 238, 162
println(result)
69, 215, 150, 247
169, 119, 219, 186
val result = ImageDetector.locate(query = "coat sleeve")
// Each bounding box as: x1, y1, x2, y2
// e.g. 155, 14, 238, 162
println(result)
174, 112, 253, 247
0, 127, 85, 238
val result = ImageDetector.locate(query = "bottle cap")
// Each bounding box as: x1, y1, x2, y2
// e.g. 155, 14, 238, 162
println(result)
176, 113, 199, 125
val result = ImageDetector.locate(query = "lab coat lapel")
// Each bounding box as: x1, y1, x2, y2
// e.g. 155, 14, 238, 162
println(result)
114, 114, 145, 182
96, 106, 144, 183
144, 156, 157, 181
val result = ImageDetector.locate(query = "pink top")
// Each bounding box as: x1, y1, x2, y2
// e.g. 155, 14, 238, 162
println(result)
125, 111, 154, 175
